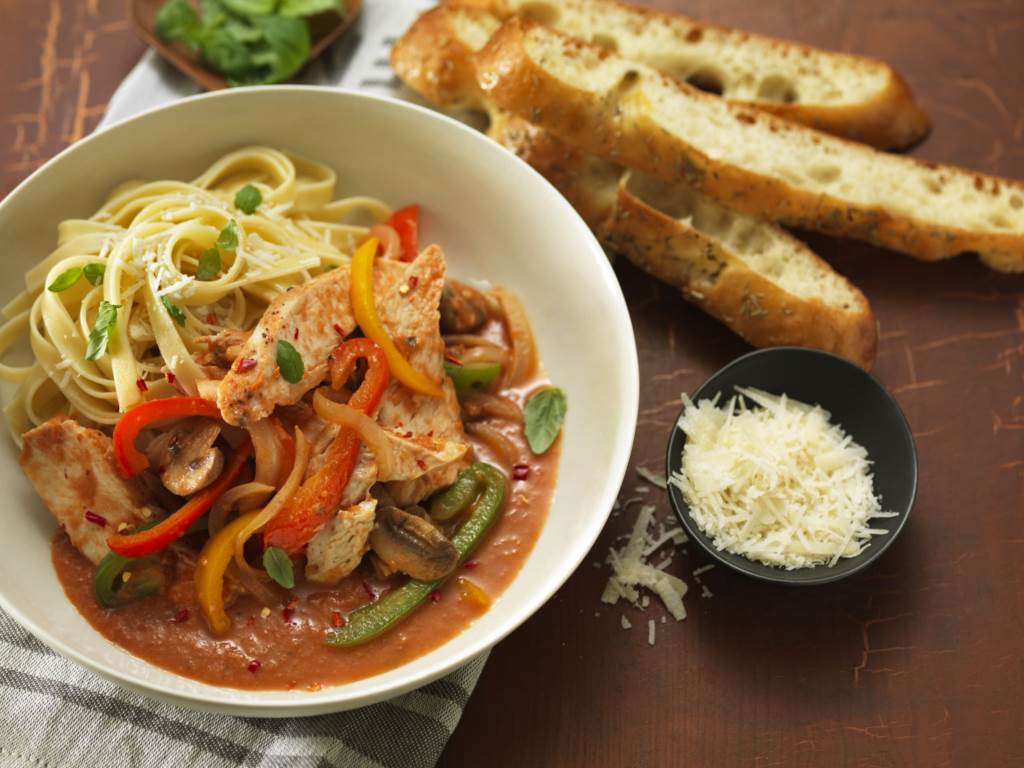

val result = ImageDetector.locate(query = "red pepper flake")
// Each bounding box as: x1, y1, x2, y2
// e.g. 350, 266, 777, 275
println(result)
293, 328, 299, 340
172, 608, 190, 623
236, 357, 257, 373
333, 323, 344, 336
362, 581, 376, 601
84, 510, 107, 527
512, 464, 530, 481
429, 590, 442, 603
165, 371, 176, 385
282, 607, 294, 623
247, 659, 262, 674
463, 560, 480, 570
416, 458, 428, 471
444, 352, 463, 366
206, 312, 217, 325
135, 377, 148, 393
408, 276, 418, 289
403, 431, 413, 438
331, 611, 345, 628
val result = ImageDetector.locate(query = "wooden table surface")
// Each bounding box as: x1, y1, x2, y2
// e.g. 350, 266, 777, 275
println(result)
2, 1, 1022, 766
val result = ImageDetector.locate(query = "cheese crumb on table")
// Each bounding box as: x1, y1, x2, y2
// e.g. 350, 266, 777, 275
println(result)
601, 504, 688, 621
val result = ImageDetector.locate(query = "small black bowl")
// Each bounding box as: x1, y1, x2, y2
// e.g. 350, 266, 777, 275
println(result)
665, 347, 917, 586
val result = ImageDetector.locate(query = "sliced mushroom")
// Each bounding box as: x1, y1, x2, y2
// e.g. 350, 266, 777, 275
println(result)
440, 280, 490, 334
145, 417, 224, 496
368, 506, 459, 581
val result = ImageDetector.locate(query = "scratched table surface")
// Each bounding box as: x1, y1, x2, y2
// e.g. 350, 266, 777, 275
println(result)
2, 1, 1023, 766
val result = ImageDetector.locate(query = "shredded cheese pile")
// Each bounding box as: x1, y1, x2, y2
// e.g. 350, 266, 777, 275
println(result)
670, 387, 896, 569
602, 503, 689, 622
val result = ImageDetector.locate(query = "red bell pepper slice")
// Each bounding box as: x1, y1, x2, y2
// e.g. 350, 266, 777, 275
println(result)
263, 338, 389, 554
112, 396, 223, 478
107, 439, 253, 558
387, 205, 419, 262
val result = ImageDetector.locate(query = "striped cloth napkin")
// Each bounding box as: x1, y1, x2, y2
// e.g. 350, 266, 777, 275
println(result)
0, 2, 492, 766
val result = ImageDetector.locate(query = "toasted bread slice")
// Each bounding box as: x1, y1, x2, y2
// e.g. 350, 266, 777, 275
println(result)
449, 0, 929, 150
393, 7, 878, 367
474, 19, 1024, 273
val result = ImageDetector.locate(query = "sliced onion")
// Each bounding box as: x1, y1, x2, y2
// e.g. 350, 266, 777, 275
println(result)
208, 482, 276, 536
492, 288, 536, 387
226, 560, 282, 605
458, 345, 508, 366
367, 224, 400, 261
248, 419, 284, 487
196, 379, 220, 401
233, 428, 311, 576
460, 393, 523, 422
465, 421, 519, 468
312, 389, 395, 479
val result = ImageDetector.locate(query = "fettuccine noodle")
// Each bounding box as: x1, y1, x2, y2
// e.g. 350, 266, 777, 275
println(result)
0, 147, 393, 441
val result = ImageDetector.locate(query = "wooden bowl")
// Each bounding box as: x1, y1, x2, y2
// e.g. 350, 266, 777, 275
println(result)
130, 0, 363, 90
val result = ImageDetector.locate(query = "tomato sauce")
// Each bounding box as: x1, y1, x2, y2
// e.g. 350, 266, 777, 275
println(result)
51, 392, 558, 691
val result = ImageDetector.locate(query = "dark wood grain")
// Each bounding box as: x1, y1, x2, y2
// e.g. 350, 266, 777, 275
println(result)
1, 2, 1022, 767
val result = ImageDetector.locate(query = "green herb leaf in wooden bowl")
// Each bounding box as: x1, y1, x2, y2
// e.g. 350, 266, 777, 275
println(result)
132, 0, 362, 90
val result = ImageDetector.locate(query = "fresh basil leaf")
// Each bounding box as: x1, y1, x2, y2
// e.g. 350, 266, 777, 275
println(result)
47, 267, 82, 292
278, 0, 340, 17
234, 184, 262, 214
221, 0, 276, 15
196, 248, 221, 281
201, 27, 255, 78
249, 14, 310, 84
85, 301, 120, 361
161, 296, 187, 327
523, 387, 567, 454
216, 220, 239, 251
155, 0, 203, 47
83, 262, 105, 286
276, 339, 304, 383
262, 546, 295, 589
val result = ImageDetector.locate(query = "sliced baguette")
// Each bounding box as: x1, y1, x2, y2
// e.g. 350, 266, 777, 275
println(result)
392, 6, 878, 367
449, 0, 929, 150
474, 19, 1024, 273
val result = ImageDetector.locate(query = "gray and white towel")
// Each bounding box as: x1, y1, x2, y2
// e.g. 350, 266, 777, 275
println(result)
0, 2, 495, 766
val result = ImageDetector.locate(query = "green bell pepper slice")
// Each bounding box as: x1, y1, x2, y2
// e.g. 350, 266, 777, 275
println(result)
443, 361, 501, 393
326, 463, 506, 647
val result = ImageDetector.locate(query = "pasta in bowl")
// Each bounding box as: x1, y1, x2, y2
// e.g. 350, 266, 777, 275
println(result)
0, 87, 636, 714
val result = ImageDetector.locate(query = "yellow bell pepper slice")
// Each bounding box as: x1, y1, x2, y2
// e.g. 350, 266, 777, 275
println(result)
350, 237, 443, 398
195, 510, 259, 636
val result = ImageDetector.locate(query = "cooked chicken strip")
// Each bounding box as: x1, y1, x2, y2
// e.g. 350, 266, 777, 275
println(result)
378, 430, 468, 483
20, 416, 160, 565
375, 247, 471, 503
217, 247, 450, 427
305, 499, 377, 586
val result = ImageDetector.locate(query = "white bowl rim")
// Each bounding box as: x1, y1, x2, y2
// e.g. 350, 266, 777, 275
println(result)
0, 85, 639, 715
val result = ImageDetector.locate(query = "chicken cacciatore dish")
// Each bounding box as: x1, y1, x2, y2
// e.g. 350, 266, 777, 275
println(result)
1, 148, 565, 690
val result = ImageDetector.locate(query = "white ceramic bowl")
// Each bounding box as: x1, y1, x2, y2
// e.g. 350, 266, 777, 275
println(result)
0, 87, 638, 716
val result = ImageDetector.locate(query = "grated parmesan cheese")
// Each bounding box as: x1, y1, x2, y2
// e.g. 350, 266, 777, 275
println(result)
620, 615, 632, 630
636, 466, 668, 489
670, 387, 898, 569
647, 619, 656, 646
602, 504, 688, 620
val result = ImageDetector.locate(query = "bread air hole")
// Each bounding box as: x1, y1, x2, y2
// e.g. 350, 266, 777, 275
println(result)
807, 164, 841, 184
519, 1, 560, 24
685, 67, 725, 96
757, 74, 799, 104
988, 213, 1011, 229
591, 33, 619, 52
1010, 194, 1023, 210
924, 177, 943, 195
